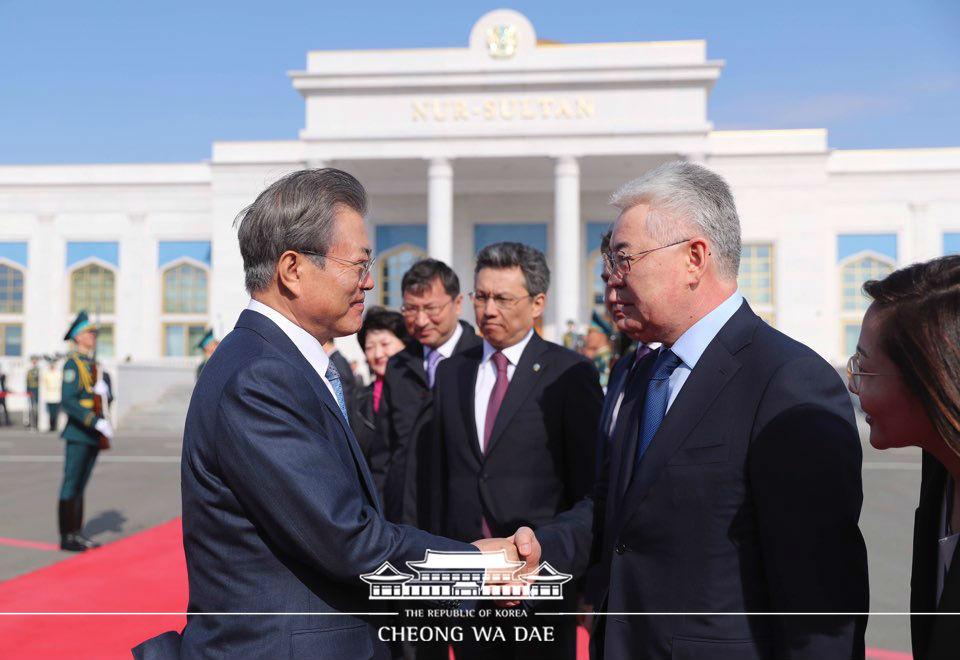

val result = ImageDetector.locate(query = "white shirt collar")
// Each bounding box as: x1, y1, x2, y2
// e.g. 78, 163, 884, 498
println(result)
481, 327, 535, 367
669, 290, 743, 370
427, 322, 464, 361
246, 298, 331, 381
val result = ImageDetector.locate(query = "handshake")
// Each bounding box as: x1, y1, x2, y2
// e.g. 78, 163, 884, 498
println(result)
470, 526, 541, 607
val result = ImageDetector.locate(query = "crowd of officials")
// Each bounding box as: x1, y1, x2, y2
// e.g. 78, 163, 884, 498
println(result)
110, 161, 959, 660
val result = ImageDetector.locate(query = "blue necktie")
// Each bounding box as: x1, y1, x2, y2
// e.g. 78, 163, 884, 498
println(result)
324, 361, 349, 422
635, 348, 683, 470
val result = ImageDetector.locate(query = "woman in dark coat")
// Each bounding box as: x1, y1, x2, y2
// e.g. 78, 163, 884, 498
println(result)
849, 255, 960, 660
349, 307, 409, 460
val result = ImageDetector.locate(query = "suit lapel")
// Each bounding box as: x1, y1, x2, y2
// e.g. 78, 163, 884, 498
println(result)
235, 310, 382, 513
614, 304, 756, 532
611, 351, 657, 502
600, 352, 635, 440
401, 344, 428, 388
457, 351, 484, 463
485, 334, 549, 458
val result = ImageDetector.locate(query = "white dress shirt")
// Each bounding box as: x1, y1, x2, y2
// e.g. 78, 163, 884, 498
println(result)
474, 328, 535, 451
423, 322, 464, 373
246, 299, 339, 403
665, 290, 744, 412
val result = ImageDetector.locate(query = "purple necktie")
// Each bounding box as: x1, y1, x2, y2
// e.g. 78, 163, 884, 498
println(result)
481, 351, 509, 537
426, 348, 444, 388
635, 343, 653, 362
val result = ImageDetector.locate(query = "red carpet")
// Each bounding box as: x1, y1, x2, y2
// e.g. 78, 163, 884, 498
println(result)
0, 518, 186, 660
0, 518, 908, 660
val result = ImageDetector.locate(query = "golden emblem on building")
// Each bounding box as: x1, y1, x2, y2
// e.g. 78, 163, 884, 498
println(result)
486, 23, 518, 59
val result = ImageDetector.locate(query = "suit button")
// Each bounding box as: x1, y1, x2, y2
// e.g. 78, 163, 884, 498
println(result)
615, 543, 627, 555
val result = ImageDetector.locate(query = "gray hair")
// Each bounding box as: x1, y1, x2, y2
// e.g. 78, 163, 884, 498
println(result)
233, 168, 368, 294
475, 242, 550, 296
609, 161, 741, 280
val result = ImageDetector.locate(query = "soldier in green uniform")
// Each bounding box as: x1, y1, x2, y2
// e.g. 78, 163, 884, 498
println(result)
195, 328, 218, 381
58, 311, 114, 552
25, 357, 40, 431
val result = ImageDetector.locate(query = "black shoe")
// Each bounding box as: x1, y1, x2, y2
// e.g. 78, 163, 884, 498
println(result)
60, 534, 88, 552
73, 533, 100, 549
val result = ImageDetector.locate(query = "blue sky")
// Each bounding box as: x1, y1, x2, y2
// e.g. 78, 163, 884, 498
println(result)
1, 0, 957, 164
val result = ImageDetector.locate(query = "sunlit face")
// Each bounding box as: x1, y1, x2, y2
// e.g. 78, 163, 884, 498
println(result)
473, 266, 544, 350
401, 277, 463, 349
299, 205, 374, 339
74, 328, 97, 354
603, 264, 643, 341
363, 329, 405, 379
852, 303, 939, 451
607, 204, 690, 345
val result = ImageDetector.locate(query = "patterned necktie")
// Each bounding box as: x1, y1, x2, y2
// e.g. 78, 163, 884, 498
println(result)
635, 348, 682, 470
426, 348, 444, 388
324, 361, 349, 422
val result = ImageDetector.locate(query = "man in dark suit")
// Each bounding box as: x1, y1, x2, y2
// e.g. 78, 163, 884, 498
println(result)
369, 258, 481, 527
528, 161, 869, 660
133, 169, 525, 660
431, 241, 603, 660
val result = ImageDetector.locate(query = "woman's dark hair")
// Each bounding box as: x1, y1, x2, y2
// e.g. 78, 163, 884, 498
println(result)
863, 254, 960, 455
357, 307, 409, 351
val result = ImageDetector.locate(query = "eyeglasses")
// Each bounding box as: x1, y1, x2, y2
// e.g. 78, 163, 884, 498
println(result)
469, 291, 533, 309
400, 299, 453, 319
602, 238, 692, 278
299, 250, 375, 287
846, 353, 888, 394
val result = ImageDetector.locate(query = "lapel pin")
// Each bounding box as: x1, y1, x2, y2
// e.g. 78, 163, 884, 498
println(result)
533, 363, 541, 372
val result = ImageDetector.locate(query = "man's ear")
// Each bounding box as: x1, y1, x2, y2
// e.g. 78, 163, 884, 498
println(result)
276, 250, 305, 297
686, 238, 710, 283
530, 292, 547, 319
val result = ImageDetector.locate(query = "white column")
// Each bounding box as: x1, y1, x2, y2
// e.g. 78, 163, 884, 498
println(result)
427, 158, 454, 265
553, 156, 581, 336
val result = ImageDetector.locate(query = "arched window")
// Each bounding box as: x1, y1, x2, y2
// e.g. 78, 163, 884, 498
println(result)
161, 260, 209, 357
378, 244, 427, 307
0, 264, 24, 314
70, 263, 115, 314
839, 253, 895, 358
163, 262, 208, 314
841, 255, 894, 312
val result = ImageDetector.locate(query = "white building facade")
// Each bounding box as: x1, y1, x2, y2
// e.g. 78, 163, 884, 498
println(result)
0, 10, 958, 419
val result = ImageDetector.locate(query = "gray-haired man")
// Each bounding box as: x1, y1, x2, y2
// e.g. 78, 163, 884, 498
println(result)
533, 161, 869, 659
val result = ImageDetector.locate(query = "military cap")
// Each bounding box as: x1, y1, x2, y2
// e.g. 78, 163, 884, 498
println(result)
196, 329, 216, 351
64, 310, 94, 341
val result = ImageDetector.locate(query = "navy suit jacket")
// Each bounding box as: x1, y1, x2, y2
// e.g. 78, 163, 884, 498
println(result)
139, 310, 473, 660
538, 301, 869, 660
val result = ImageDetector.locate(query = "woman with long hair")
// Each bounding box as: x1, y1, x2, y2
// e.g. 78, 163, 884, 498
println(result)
850, 254, 960, 659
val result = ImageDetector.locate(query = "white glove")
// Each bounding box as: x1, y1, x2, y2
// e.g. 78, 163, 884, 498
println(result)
94, 418, 114, 440
93, 380, 110, 397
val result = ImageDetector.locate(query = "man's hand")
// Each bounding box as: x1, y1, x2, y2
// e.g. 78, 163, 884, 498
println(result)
471, 536, 520, 561
508, 526, 541, 575
94, 418, 114, 440
93, 380, 110, 397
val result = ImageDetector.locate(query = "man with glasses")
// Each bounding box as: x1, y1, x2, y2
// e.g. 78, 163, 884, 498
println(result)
369, 258, 482, 528
429, 241, 603, 660
134, 170, 529, 660
531, 161, 868, 660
